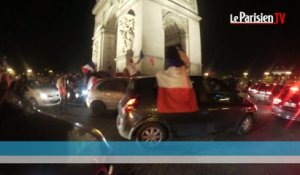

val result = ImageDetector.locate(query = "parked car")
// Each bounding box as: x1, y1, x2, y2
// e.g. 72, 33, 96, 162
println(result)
117, 76, 257, 141
86, 78, 129, 115
272, 84, 300, 121
24, 80, 61, 108
0, 100, 114, 175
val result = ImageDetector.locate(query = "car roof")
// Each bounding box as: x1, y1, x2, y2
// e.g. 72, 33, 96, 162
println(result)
92, 77, 129, 87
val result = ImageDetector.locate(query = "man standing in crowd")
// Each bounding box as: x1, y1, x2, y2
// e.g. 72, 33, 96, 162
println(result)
56, 73, 68, 113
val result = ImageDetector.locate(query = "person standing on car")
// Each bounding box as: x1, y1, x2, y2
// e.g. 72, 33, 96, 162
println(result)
56, 73, 68, 113
176, 44, 190, 72
123, 57, 141, 77
156, 44, 198, 113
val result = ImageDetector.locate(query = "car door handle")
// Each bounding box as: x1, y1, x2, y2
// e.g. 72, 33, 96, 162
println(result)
208, 108, 218, 111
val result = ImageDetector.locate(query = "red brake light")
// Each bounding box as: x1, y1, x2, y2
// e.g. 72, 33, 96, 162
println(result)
122, 97, 138, 114
273, 98, 282, 105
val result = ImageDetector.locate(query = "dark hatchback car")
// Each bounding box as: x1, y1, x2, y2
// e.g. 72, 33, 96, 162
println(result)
0, 102, 114, 175
272, 84, 300, 121
117, 76, 257, 141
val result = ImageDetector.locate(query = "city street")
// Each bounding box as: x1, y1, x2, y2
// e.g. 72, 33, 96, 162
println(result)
41, 101, 300, 175
43, 102, 300, 142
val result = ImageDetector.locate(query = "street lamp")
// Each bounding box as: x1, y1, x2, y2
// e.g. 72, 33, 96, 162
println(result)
204, 72, 209, 77
285, 71, 292, 75
264, 72, 270, 76
7, 67, 15, 75
243, 72, 248, 77
27, 69, 33, 73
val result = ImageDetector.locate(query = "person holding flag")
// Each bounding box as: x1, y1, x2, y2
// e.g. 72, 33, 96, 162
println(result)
81, 61, 99, 91
156, 44, 198, 113
81, 61, 97, 75
123, 50, 144, 77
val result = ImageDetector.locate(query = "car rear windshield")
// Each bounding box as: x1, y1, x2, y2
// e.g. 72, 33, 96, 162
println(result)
126, 78, 157, 97
279, 86, 300, 103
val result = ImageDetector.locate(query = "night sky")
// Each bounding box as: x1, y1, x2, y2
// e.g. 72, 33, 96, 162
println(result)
199, 0, 300, 77
0, 0, 95, 73
1, 0, 300, 77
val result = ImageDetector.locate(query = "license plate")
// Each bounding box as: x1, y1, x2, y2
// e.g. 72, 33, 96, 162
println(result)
284, 102, 296, 108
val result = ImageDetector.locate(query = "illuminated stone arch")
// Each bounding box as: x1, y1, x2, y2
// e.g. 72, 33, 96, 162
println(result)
92, 0, 202, 74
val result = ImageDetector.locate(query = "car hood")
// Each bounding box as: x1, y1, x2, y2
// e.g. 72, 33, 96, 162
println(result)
35, 87, 59, 95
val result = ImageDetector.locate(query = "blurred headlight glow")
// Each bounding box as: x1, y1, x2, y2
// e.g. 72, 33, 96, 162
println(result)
82, 89, 88, 95
40, 93, 48, 100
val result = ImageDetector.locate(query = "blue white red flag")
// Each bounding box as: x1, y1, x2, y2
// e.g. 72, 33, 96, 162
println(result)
156, 67, 198, 113
81, 62, 96, 74
87, 76, 100, 90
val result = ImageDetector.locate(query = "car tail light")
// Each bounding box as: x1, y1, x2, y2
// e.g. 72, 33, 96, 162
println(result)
290, 86, 299, 93
122, 97, 138, 114
273, 98, 282, 105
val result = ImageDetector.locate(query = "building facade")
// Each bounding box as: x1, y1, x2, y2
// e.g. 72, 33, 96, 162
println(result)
92, 0, 202, 75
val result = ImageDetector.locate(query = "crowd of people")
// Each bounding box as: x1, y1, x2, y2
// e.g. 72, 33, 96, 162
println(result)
0, 58, 90, 113
1, 43, 201, 114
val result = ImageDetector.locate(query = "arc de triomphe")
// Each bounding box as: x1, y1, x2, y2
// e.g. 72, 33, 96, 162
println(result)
92, 0, 202, 75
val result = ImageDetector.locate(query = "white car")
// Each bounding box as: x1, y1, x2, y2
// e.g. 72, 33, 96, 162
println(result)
86, 78, 128, 115
24, 81, 61, 108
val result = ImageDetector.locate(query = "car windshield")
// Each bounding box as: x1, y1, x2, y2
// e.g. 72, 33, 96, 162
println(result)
28, 81, 54, 89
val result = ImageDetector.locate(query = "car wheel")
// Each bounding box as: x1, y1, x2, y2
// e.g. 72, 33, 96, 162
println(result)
136, 123, 167, 142
30, 98, 39, 109
91, 100, 107, 116
237, 115, 254, 135
25, 98, 38, 113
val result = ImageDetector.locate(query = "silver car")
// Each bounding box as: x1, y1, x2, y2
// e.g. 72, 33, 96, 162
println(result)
86, 78, 128, 115
24, 81, 61, 108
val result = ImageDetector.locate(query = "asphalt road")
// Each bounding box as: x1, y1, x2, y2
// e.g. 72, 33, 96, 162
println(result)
41, 102, 300, 175
43, 102, 300, 142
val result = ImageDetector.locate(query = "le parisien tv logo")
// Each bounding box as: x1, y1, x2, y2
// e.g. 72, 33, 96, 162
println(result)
230, 12, 286, 25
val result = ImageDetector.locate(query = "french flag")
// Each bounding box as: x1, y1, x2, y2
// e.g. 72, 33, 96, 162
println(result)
81, 62, 96, 74
87, 76, 101, 90
156, 67, 198, 113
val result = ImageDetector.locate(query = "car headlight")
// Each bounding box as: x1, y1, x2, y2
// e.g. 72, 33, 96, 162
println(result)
40, 93, 48, 100
81, 89, 88, 95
